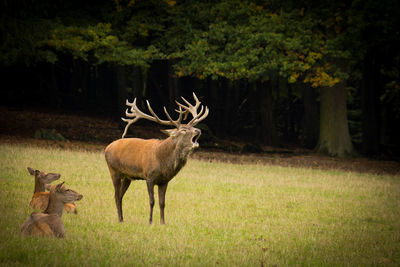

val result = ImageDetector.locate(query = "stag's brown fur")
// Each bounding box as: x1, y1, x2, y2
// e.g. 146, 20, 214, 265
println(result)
105, 93, 208, 224
27, 167, 77, 214
105, 127, 199, 224
21, 182, 83, 238
105, 136, 192, 183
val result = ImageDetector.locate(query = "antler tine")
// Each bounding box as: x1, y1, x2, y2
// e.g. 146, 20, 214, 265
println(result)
121, 118, 138, 138
125, 98, 137, 116
194, 106, 209, 125
188, 105, 209, 126
163, 106, 183, 127
178, 92, 201, 111
146, 101, 182, 127
176, 92, 209, 126
121, 93, 208, 138
121, 97, 180, 138
145, 100, 165, 123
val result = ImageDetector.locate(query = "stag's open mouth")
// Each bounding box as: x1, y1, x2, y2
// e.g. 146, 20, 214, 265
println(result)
191, 131, 201, 148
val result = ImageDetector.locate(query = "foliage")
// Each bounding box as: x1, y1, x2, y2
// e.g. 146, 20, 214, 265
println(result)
0, 16, 56, 66
1, 0, 400, 154
1, 0, 396, 89
0, 0, 167, 68
165, 1, 347, 87
34, 129, 66, 141
45, 23, 161, 67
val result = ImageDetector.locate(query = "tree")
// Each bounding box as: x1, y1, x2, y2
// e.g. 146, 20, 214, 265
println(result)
164, 1, 351, 151
316, 82, 354, 156
2, 0, 399, 157
348, 0, 400, 155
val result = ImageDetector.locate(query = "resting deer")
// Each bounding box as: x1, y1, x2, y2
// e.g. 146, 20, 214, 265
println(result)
27, 167, 77, 214
105, 92, 208, 224
20, 182, 83, 238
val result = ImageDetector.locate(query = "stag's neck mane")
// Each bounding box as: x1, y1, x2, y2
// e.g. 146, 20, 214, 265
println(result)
156, 136, 189, 178
44, 191, 64, 217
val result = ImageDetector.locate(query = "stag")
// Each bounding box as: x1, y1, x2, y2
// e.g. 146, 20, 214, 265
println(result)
105, 92, 208, 224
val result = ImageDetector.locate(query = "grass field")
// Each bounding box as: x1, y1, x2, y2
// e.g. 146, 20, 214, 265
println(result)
0, 143, 399, 266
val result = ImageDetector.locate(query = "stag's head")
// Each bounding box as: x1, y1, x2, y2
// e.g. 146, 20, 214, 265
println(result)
121, 92, 209, 151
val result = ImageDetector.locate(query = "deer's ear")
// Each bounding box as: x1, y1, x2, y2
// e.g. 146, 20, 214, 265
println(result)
27, 167, 35, 176
55, 182, 65, 192
160, 129, 178, 136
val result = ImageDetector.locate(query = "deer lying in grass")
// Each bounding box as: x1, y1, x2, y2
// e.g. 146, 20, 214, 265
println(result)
20, 182, 83, 238
27, 167, 77, 214
105, 92, 208, 224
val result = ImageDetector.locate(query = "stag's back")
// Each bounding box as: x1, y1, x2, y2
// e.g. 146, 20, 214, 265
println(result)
105, 138, 162, 178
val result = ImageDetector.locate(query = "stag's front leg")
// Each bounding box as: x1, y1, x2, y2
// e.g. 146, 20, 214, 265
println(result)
146, 181, 155, 224
158, 183, 168, 225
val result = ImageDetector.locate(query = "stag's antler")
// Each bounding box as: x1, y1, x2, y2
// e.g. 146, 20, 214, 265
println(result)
121, 92, 208, 138
121, 99, 183, 138
176, 92, 209, 127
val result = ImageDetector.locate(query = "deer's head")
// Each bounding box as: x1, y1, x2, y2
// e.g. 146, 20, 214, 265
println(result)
121, 92, 208, 153
28, 167, 61, 193
49, 182, 83, 203
27, 167, 61, 184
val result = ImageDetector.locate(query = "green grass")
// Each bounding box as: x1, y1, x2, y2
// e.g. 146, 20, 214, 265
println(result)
0, 143, 400, 266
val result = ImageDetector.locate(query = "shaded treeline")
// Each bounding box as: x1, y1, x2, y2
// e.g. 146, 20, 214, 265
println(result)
0, 58, 320, 148
1, 0, 399, 157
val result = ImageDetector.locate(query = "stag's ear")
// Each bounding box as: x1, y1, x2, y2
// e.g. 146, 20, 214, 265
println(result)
160, 129, 178, 136
27, 167, 35, 176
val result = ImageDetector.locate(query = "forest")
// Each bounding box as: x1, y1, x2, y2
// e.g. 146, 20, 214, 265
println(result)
1, 0, 400, 158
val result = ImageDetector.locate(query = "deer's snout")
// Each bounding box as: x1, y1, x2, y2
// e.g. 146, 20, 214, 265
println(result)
191, 128, 201, 148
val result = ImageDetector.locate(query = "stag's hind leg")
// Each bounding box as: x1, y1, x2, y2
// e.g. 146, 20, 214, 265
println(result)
110, 168, 129, 222
117, 178, 132, 222
120, 178, 131, 199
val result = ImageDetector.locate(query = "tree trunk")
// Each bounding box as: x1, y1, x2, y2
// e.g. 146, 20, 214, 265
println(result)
302, 84, 319, 148
208, 78, 220, 135
258, 81, 278, 146
316, 82, 355, 157
49, 63, 60, 106
361, 50, 380, 155
167, 60, 180, 110
114, 64, 128, 131
222, 81, 232, 136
